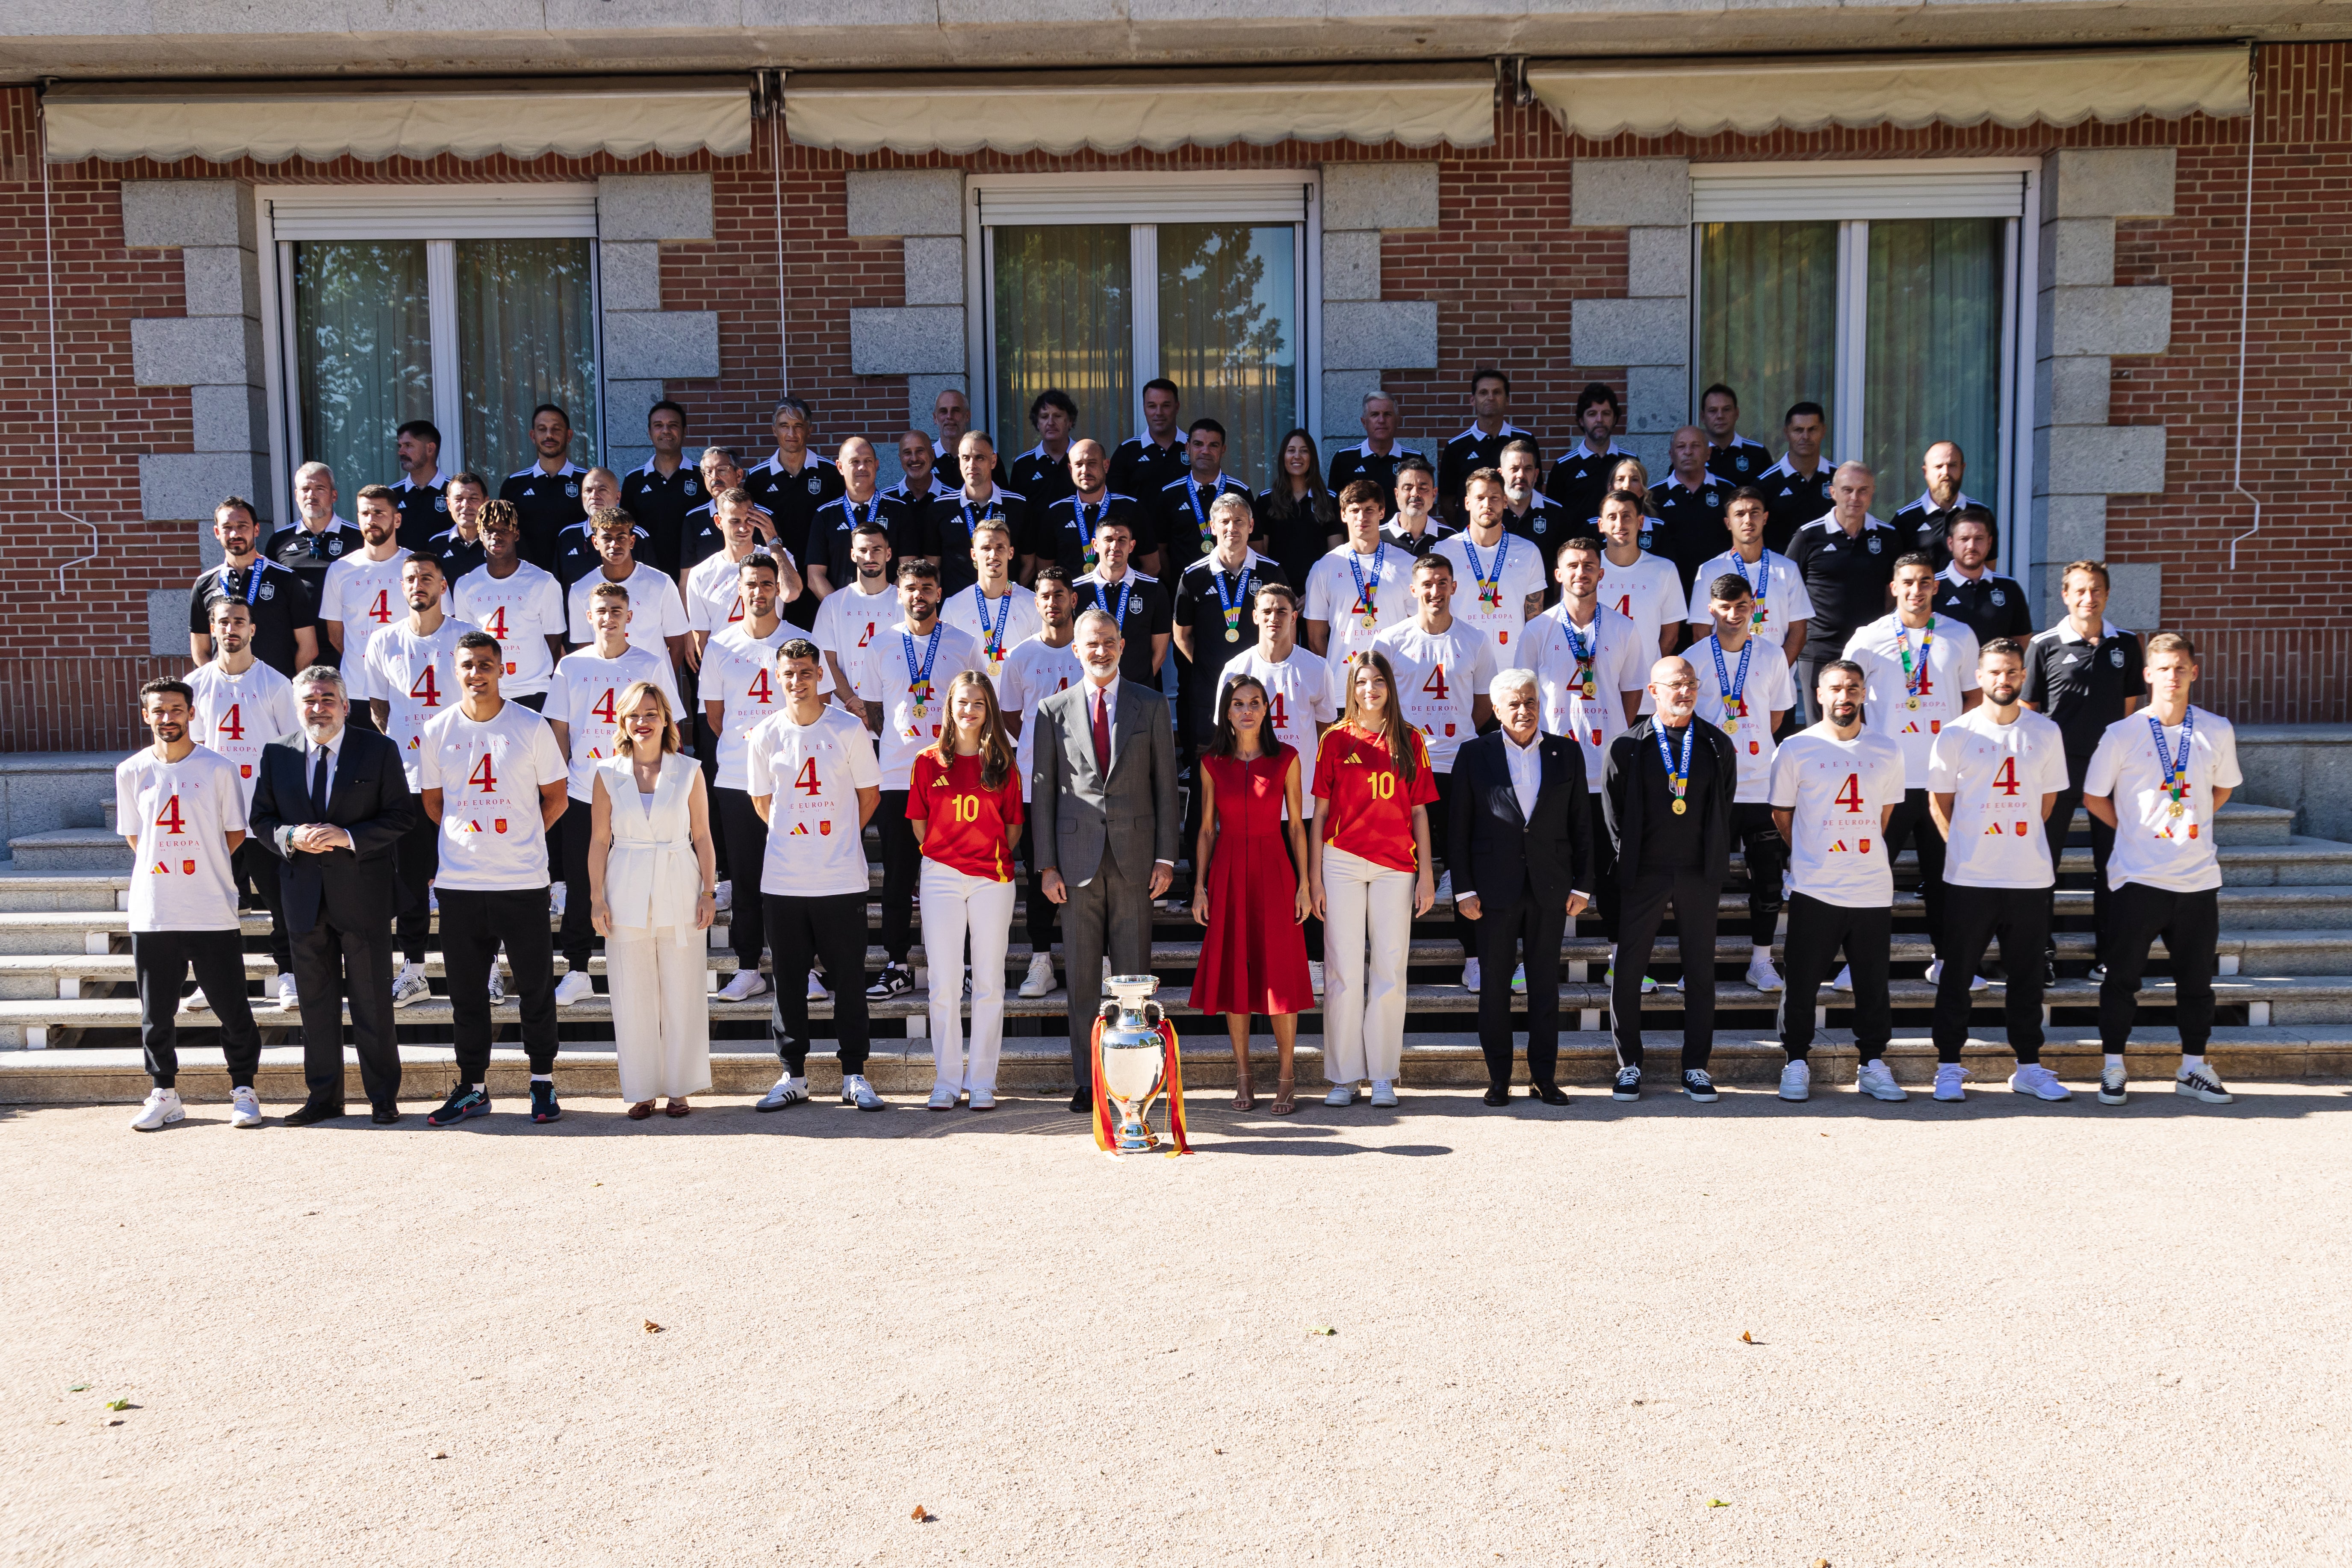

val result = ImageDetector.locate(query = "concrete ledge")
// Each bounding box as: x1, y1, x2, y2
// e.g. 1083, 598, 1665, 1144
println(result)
1570, 157, 1690, 227
603, 310, 720, 381
128, 315, 262, 388
1572, 296, 1686, 368
140, 450, 271, 526
596, 173, 713, 242
2047, 285, 2173, 358
2045, 148, 2176, 219
1322, 301, 1438, 371
1321, 162, 1438, 232
849, 305, 966, 375
2042, 423, 2166, 496
844, 169, 964, 237
120, 178, 252, 250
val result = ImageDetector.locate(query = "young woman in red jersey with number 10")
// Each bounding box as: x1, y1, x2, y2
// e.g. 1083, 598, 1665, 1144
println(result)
1310, 650, 1438, 1109
907, 671, 1024, 1111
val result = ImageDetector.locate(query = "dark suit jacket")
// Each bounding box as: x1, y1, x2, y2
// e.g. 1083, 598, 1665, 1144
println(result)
1028, 678, 1181, 885
1448, 729, 1594, 915
1601, 716, 1738, 888
248, 725, 418, 937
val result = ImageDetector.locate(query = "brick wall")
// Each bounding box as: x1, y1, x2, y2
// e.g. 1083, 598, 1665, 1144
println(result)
2, 47, 2346, 748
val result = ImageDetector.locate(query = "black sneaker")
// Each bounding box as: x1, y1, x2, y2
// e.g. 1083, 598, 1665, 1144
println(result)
426, 1084, 488, 1126
865, 963, 914, 1000
1611, 1065, 1642, 1102
2044, 949, 2060, 986
1681, 1068, 1718, 1102
530, 1080, 561, 1123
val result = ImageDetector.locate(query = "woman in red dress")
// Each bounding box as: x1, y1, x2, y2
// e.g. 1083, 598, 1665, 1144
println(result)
1189, 675, 1314, 1114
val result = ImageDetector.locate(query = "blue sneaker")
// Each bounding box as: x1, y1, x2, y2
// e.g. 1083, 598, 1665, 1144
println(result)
530, 1080, 561, 1123
426, 1084, 489, 1126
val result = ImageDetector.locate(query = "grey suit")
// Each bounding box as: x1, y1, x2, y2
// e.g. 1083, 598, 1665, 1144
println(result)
1028, 677, 1182, 1083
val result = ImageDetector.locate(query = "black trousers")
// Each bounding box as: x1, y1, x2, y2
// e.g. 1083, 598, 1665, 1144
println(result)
393, 811, 438, 971
1473, 894, 1567, 1087
1791, 649, 1832, 729
1883, 788, 1948, 960
1612, 868, 1718, 1071
1020, 819, 1058, 954
1933, 882, 2051, 1063
876, 788, 919, 965
133, 929, 260, 1089
1588, 793, 1621, 944
714, 787, 768, 972
2045, 778, 2117, 964
1425, 768, 1470, 961
441, 886, 559, 1081
291, 914, 400, 1109
558, 796, 595, 971
1730, 801, 1788, 934
767, 891, 871, 1074
1778, 892, 1893, 1061
2100, 881, 2219, 1055
231, 837, 292, 973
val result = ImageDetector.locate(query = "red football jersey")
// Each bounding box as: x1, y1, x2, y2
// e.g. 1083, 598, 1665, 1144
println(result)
907, 750, 1024, 881
1311, 724, 1438, 874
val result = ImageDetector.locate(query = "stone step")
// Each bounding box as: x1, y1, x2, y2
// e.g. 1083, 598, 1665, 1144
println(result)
5, 829, 132, 874
5, 1024, 2345, 1104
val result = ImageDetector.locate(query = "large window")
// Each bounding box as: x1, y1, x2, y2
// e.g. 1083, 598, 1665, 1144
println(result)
264, 185, 605, 522
974, 177, 1316, 492
1692, 163, 2030, 557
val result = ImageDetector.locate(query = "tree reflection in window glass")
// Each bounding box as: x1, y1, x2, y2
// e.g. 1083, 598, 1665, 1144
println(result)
1864, 218, 2004, 513
1698, 221, 1839, 449
293, 240, 432, 501
990, 224, 1133, 463
456, 238, 600, 482
1158, 224, 1296, 491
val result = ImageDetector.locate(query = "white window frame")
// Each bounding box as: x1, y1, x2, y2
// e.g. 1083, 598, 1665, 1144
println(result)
960, 170, 1322, 459
252, 183, 605, 529
1688, 157, 2042, 572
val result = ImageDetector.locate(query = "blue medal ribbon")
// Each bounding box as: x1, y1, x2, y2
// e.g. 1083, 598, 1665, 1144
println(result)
1186, 476, 1214, 548
972, 586, 1012, 663
1464, 534, 1508, 609
1562, 616, 1598, 699
1091, 575, 1134, 632
1731, 551, 1769, 635
1346, 548, 1385, 630
1211, 562, 1254, 642
2149, 709, 2195, 813
901, 626, 942, 715
1653, 719, 1695, 811
1709, 636, 1753, 731
1895, 616, 1936, 703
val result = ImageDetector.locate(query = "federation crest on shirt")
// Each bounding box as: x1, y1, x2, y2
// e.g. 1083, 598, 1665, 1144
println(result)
1865, 535, 1882, 554
685, 479, 699, 496
434, 494, 449, 512
494, 818, 509, 834
1732, 453, 1754, 474
1990, 589, 2007, 606
808, 475, 823, 495
182, 859, 195, 874
328, 539, 345, 557
1703, 488, 1720, 506
564, 483, 580, 498
2110, 648, 2126, 667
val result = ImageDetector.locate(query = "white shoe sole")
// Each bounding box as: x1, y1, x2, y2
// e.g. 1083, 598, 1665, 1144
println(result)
132, 1103, 184, 1131
1323, 1089, 1355, 1107
2010, 1076, 2072, 1102
2097, 1083, 2128, 1105
1778, 1085, 1809, 1102
392, 984, 428, 1010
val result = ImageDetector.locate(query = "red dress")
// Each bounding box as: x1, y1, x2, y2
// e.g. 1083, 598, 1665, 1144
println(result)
1188, 744, 1316, 1016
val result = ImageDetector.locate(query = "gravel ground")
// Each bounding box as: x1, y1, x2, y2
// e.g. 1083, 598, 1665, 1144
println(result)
5, 1079, 2351, 1567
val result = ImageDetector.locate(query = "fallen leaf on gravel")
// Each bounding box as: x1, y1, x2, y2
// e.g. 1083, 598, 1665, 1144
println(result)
1707, 1498, 1729, 1508
68, 1384, 88, 1392
104, 1400, 132, 1411
910, 1505, 930, 1522
1741, 1332, 1755, 1344
106, 1419, 123, 1427
592, 1182, 602, 1187
1307, 1326, 1336, 1336
1213, 1449, 1224, 1455
1815, 1559, 1832, 1567
643, 1320, 663, 1334
430, 1452, 448, 1460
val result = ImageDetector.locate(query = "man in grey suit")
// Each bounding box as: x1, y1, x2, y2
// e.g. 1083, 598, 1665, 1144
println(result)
1029, 606, 1182, 1112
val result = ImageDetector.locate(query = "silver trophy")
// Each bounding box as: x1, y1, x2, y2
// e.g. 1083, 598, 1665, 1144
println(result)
1095, 975, 1168, 1154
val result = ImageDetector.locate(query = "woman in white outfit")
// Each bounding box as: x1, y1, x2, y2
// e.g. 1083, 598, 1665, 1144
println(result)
908, 671, 1024, 1111
588, 681, 717, 1119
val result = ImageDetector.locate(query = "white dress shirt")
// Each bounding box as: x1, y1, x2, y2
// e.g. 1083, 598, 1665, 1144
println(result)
1075, 673, 1172, 869
276, 726, 350, 854
1455, 728, 1590, 904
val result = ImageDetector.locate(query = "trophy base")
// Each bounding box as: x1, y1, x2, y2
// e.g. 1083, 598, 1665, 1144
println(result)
1109, 1120, 1160, 1155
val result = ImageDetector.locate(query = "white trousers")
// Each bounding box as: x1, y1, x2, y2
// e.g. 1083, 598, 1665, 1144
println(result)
1321, 845, 1414, 1084
919, 860, 1017, 1094
606, 923, 712, 1102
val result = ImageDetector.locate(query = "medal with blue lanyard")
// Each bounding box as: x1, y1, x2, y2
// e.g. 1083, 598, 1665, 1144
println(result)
1465, 534, 1508, 610
1092, 575, 1134, 639
230, 559, 264, 607
1710, 636, 1753, 736
1895, 616, 1936, 710
1732, 551, 1769, 637
1212, 560, 1254, 644
972, 585, 1012, 665
960, 495, 1000, 559
1347, 548, 1384, 633
2151, 709, 2194, 819
1655, 718, 1695, 815
1563, 617, 1598, 700
1186, 476, 1216, 550
901, 626, 941, 735
1075, 499, 1102, 574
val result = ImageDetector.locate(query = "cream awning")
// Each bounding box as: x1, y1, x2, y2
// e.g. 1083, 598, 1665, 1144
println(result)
784, 67, 1495, 155
1529, 47, 2250, 140
43, 77, 753, 164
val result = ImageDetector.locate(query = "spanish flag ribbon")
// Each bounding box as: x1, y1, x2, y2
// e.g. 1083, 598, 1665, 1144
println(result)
1088, 1016, 1193, 1155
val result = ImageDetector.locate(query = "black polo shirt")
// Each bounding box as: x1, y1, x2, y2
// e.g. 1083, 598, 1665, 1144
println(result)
1499, 495, 1580, 607
931, 438, 963, 490
1933, 566, 2034, 648
1753, 458, 1835, 555
497, 461, 588, 571
1437, 424, 1535, 516
1109, 435, 1189, 507
1075, 569, 1173, 687
1172, 550, 1288, 724
925, 489, 1032, 597
1649, 475, 1732, 598
188, 559, 317, 679
265, 521, 365, 618
1253, 487, 1338, 599
1326, 441, 1425, 504
1542, 439, 1639, 524
742, 451, 843, 568
1035, 493, 1148, 578
388, 471, 449, 552
1379, 517, 1457, 558
426, 525, 486, 586
806, 493, 917, 589
1892, 492, 1989, 572
1784, 515, 1900, 653
1007, 443, 1078, 517
2023, 622, 2148, 774
551, 518, 655, 590
1703, 436, 1772, 486
1149, 473, 1254, 578
676, 498, 781, 576
621, 457, 703, 575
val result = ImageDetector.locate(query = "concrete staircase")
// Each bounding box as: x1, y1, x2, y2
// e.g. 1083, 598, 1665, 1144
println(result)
2, 796, 2349, 1105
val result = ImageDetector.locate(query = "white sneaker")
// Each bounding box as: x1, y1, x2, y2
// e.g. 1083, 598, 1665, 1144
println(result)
1746, 954, 1784, 993
1370, 1079, 1399, 1108
553, 970, 595, 1006
487, 964, 505, 1005
391, 963, 430, 1009
1856, 1059, 1908, 1102
228, 1085, 263, 1128
1323, 1082, 1356, 1107
2176, 1065, 2235, 1104
1923, 959, 1989, 992
1434, 871, 1453, 902
806, 968, 829, 1001
2098, 1063, 2129, 1105
549, 881, 567, 919
1461, 957, 1481, 991
274, 972, 299, 1011
968, 1088, 996, 1111
1777, 1060, 1811, 1102
2010, 1064, 2072, 1101
1018, 952, 1057, 998
755, 1074, 809, 1111
713, 879, 733, 914
182, 987, 211, 1013
716, 969, 770, 1002
131, 1087, 183, 1131
841, 1074, 885, 1112
1309, 960, 1325, 996
1933, 1063, 1970, 1102
1833, 965, 1853, 992
927, 1083, 961, 1111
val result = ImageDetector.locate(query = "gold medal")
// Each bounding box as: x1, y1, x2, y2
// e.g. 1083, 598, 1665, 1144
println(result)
2168, 798, 2186, 818
1671, 798, 1687, 815
1722, 717, 1738, 735
1905, 696, 1921, 710
1225, 628, 1240, 643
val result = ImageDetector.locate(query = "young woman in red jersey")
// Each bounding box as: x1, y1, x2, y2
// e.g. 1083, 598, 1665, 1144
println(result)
1309, 650, 1438, 1109
908, 671, 1023, 1111
1189, 675, 1314, 1114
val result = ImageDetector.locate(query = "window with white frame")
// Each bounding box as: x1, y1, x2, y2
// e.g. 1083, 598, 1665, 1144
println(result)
967, 174, 1319, 492
261, 184, 605, 517
1691, 160, 2036, 563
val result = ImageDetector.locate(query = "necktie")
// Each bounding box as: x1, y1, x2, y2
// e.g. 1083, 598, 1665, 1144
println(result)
1091, 687, 1112, 775
310, 746, 330, 817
